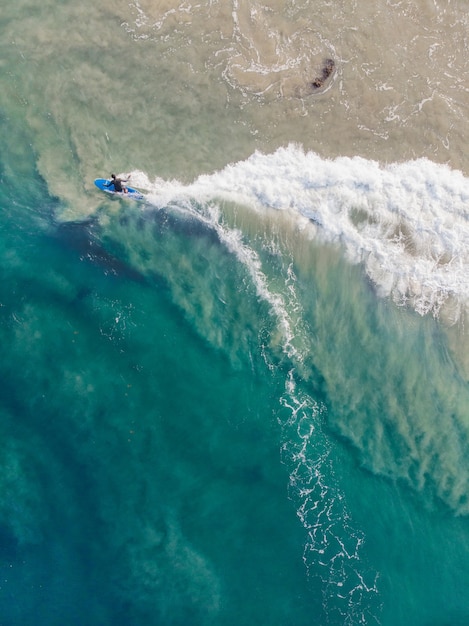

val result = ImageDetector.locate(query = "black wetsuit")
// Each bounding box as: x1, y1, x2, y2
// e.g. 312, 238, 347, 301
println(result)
106, 177, 126, 192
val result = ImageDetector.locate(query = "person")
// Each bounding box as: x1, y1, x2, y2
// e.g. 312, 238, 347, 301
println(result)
105, 173, 129, 193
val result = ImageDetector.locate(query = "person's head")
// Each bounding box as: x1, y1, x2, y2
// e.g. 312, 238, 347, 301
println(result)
111, 173, 116, 180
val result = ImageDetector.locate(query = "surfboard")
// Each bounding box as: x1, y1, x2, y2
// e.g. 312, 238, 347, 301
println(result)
94, 178, 145, 201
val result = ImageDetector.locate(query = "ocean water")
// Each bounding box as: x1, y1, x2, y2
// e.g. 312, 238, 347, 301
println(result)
1, 0, 469, 624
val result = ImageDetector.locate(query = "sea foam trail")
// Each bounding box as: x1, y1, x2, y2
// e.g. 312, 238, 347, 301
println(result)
128, 164, 382, 623
135, 146, 469, 323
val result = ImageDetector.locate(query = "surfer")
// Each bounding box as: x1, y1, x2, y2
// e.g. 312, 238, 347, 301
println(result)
105, 174, 129, 193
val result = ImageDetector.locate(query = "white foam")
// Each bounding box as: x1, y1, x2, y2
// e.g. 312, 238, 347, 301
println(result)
137, 146, 469, 322
128, 154, 387, 619
280, 373, 380, 623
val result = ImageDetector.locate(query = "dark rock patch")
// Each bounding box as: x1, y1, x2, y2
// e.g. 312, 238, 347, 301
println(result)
310, 58, 335, 91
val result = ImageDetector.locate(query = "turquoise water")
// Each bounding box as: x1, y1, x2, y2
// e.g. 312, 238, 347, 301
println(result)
2, 1, 469, 624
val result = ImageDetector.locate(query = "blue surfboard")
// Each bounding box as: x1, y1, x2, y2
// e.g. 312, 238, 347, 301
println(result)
94, 178, 144, 201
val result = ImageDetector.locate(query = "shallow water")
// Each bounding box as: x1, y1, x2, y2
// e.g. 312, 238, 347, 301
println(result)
1, 0, 469, 624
